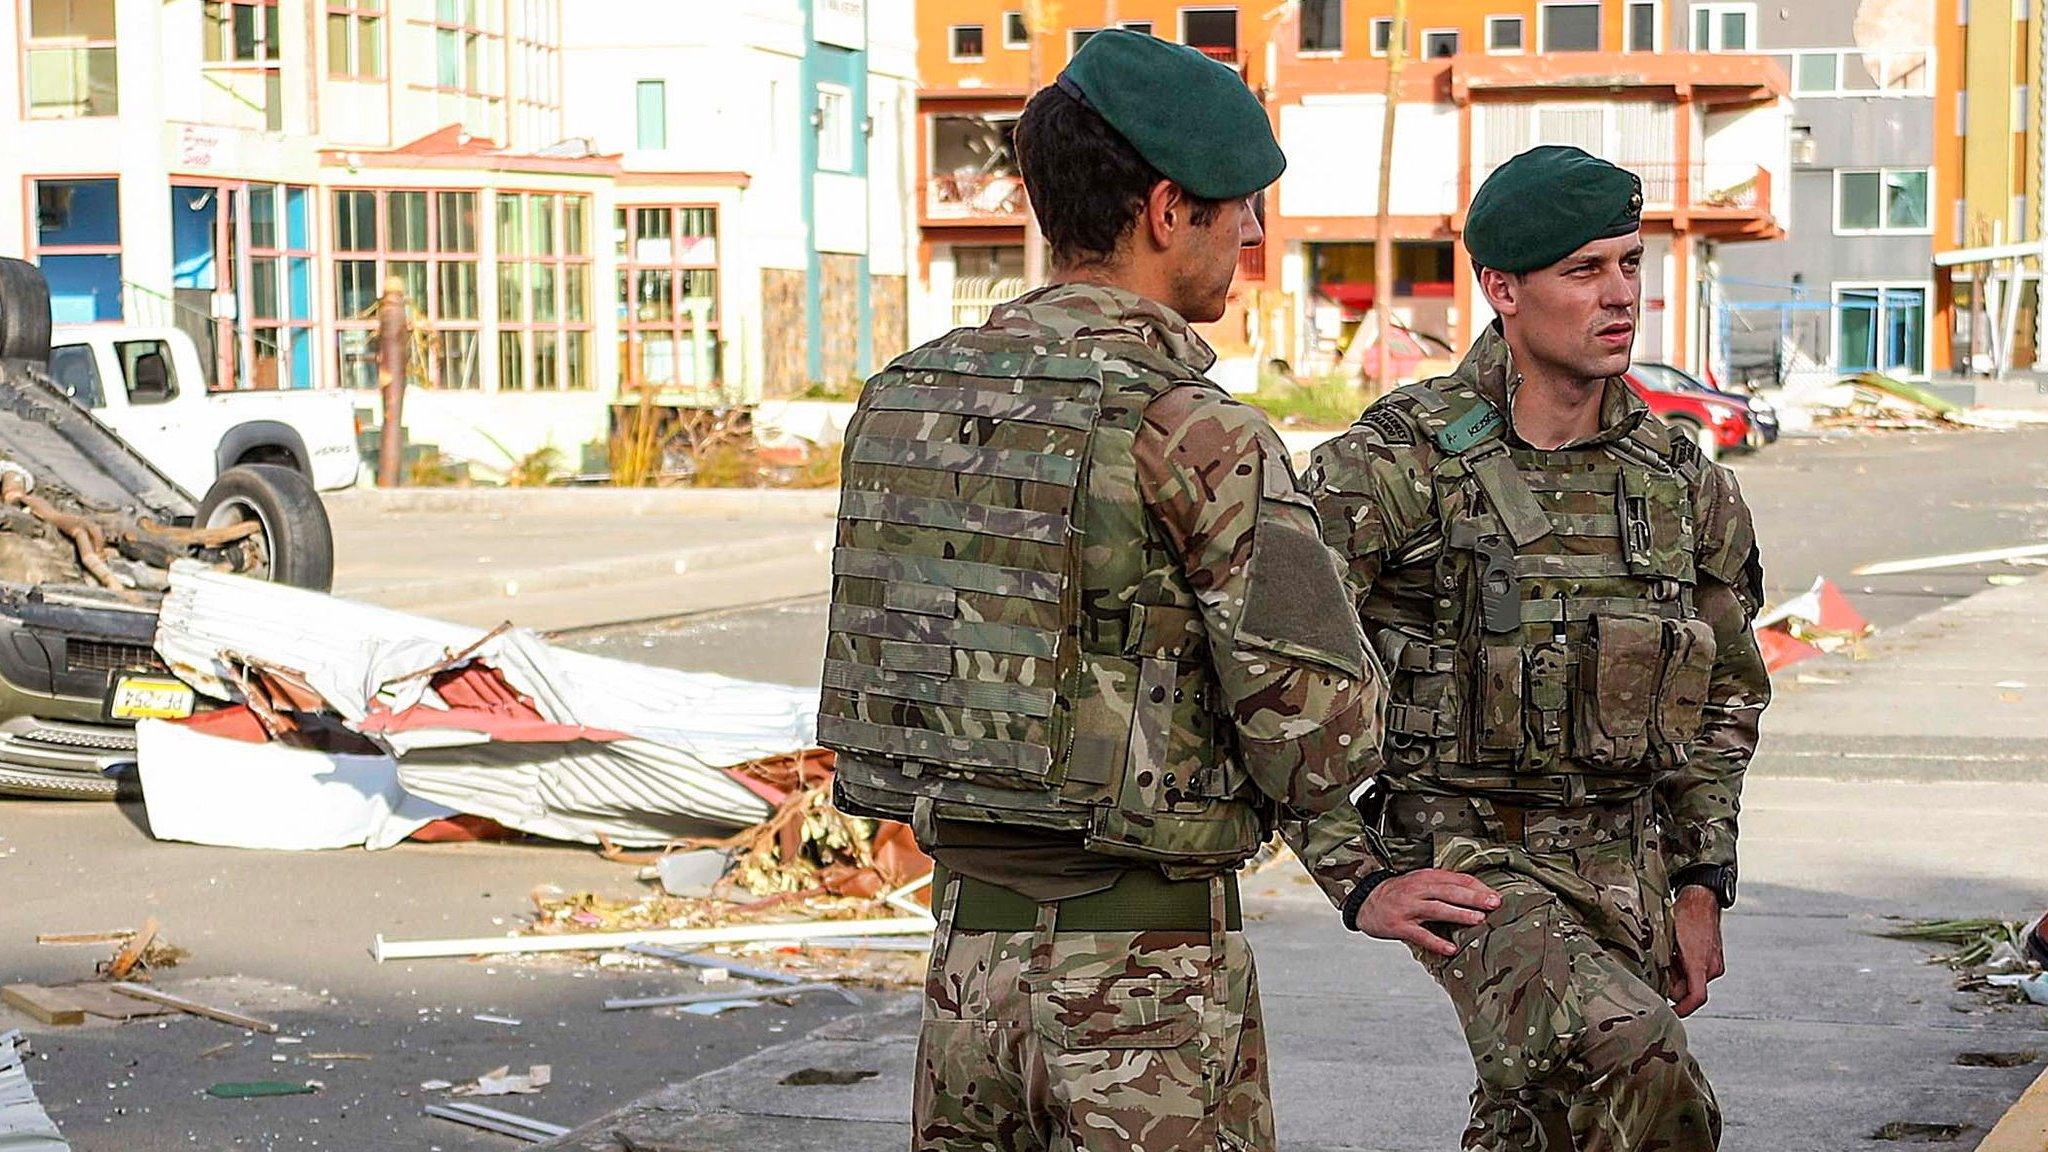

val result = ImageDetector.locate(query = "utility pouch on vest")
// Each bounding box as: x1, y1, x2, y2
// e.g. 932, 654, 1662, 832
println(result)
1572, 614, 1665, 769
1475, 533, 1520, 634
1651, 618, 1719, 758
1474, 644, 1525, 756
1618, 468, 1696, 582
1525, 641, 1571, 752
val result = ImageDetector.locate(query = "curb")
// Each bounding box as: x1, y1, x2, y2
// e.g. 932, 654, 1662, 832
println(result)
1978, 1064, 2048, 1152
324, 487, 841, 521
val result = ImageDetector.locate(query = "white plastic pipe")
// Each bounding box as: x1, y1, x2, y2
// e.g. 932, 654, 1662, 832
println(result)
372, 916, 935, 962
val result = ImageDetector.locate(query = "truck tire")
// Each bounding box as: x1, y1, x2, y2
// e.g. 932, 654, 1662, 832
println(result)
0, 258, 52, 363
197, 464, 335, 592
0, 763, 131, 802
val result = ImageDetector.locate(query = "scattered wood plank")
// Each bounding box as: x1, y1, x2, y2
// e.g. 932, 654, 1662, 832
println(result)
2, 984, 86, 1026
57, 983, 175, 1021
109, 983, 279, 1034
105, 918, 160, 980
424, 1102, 570, 1143
34, 929, 135, 946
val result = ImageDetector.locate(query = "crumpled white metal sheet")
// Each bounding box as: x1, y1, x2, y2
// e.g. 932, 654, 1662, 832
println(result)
153, 562, 794, 844
0, 1030, 68, 1152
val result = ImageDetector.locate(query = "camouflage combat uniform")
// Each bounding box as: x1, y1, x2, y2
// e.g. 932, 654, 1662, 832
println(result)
1301, 324, 1771, 1152
822, 283, 1385, 1152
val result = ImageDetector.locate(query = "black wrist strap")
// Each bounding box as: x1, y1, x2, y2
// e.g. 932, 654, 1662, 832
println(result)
1342, 869, 1404, 932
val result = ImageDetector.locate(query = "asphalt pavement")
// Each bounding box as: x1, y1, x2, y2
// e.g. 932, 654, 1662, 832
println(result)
1, 427, 2045, 1151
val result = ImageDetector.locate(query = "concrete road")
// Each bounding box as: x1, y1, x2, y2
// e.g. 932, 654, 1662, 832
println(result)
1, 427, 2044, 1150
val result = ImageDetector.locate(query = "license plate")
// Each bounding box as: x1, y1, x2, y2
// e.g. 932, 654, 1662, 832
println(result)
107, 674, 196, 722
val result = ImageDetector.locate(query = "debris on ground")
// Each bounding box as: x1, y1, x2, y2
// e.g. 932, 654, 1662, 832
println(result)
1882, 917, 2048, 1006
1854, 543, 2048, 578
1868, 1120, 1973, 1143
33, 930, 134, 947
779, 1067, 880, 1087
452, 1064, 551, 1097
109, 983, 279, 1033
1755, 577, 1874, 673
603, 982, 858, 1013
204, 1081, 319, 1100
424, 1101, 570, 1143
0, 987, 84, 1027
98, 918, 186, 981
0, 1029, 68, 1151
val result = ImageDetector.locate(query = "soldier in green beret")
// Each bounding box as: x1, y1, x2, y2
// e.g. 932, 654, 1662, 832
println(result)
1302, 144, 1772, 1150
819, 28, 1389, 1152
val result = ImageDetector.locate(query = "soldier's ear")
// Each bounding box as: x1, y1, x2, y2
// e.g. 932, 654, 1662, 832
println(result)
1140, 179, 1182, 252
1478, 266, 1521, 317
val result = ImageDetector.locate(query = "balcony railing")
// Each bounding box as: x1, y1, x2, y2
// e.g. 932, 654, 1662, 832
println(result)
926, 172, 1027, 222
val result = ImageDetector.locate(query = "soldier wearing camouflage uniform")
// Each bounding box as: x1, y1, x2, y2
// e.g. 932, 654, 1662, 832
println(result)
819, 30, 1386, 1152
1302, 146, 1771, 1152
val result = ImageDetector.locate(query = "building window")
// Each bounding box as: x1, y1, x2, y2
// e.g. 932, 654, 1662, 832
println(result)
1836, 168, 1931, 234
1627, 1, 1659, 51
1486, 15, 1526, 54
1003, 10, 1028, 47
1181, 8, 1239, 60
1837, 286, 1926, 376
1370, 17, 1397, 56
32, 178, 122, 323
1690, 2, 1754, 51
636, 79, 666, 150
24, 0, 118, 118
495, 192, 592, 391
331, 189, 484, 391
1298, 0, 1341, 52
1785, 47, 1932, 96
1423, 28, 1459, 57
203, 0, 280, 62
950, 24, 985, 61
326, 0, 384, 78
1122, 20, 1154, 34
616, 206, 721, 390
816, 83, 853, 172
247, 184, 318, 389
433, 0, 500, 96
1540, 3, 1601, 51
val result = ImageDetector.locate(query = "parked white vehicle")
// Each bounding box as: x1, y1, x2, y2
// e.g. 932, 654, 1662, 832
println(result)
45, 325, 361, 495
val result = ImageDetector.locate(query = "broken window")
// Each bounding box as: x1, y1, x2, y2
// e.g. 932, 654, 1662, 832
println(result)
929, 114, 1023, 219
1299, 0, 1341, 52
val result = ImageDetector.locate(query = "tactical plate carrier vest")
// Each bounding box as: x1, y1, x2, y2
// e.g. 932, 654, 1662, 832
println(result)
822, 335, 1268, 874
1369, 382, 1718, 793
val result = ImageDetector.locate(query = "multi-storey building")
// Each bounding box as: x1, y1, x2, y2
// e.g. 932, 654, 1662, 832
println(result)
912, 0, 1792, 384
1710, 2, 1936, 384
0, 0, 917, 471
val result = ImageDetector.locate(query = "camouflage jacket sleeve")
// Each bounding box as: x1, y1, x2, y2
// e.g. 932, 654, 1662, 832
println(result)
1133, 384, 1386, 817
1659, 459, 1771, 875
1299, 411, 1442, 610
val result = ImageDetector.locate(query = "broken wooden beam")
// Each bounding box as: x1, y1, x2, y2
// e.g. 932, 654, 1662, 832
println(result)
109, 983, 278, 1033
1, 984, 85, 1026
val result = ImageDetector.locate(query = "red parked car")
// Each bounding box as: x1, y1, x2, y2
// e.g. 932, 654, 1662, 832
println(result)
1624, 368, 1752, 461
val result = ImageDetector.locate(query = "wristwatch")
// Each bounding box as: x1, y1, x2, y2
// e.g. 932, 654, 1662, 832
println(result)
1342, 869, 1403, 932
1672, 863, 1737, 910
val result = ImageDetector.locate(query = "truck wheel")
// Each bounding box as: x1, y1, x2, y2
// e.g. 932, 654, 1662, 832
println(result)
197, 464, 335, 591
0, 258, 52, 362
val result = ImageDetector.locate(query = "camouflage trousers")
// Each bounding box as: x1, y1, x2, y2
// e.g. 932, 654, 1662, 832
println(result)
911, 876, 1271, 1152
1384, 794, 1720, 1152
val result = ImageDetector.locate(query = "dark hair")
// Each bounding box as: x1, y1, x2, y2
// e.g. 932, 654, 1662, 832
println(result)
1015, 84, 1227, 269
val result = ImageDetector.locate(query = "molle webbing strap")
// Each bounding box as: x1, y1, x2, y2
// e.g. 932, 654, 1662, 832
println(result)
864, 384, 1099, 431
895, 343, 1108, 383
838, 490, 1071, 545
1520, 597, 1685, 624
1510, 553, 1639, 580
822, 659, 1060, 717
1547, 512, 1622, 537
849, 437, 1082, 486
834, 547, 1064, 603
828, 604, 1059, 659
1466, 445, 1555, 547
1517, 470, 1619, 494
815, 715, 1055, 777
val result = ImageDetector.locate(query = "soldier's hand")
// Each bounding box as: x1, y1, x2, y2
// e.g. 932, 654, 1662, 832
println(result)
1354, 869, 1501, 957
1668, 885, 1726, 1017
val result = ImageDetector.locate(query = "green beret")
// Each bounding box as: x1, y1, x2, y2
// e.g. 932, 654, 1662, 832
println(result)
1056, 29, 1284, 201
1465, 145, 1644, 273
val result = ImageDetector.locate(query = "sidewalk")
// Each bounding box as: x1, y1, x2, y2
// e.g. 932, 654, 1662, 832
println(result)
537, 577, 2048, 1151
325, 488, 836, 631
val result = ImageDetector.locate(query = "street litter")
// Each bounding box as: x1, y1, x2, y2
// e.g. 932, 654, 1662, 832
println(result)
1754, 577, 1873, 673
780, 1067, 880, 1087
1, 986, 84, 1027
453, 1064, 551, 1097
681, 1000, 761, 1017
1854, 543, 2048, 577
471, 1014, 521, 1026
204, 1081, 317, 1100
149, 562, 806, 847
100, 918, 186, 980
424, 1101, 570, 1144
373, 915, 935, 961
603, 983, 859, 1012
626, 943, 807, 985
0, 1029, 69, 1151
1777, 372, 1966, 432
33, 930, 134, 947
109, 983, 279, 1033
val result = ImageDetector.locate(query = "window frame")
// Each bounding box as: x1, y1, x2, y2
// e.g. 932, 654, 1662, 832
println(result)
1002, 10, 1028, 48
1832, 167, 1933, 236
1369, 16, 1397, 57
492, 190, 594, 393
948, 23, 985, 62
245, 182, 319, 390
29, 175, 124, 324
1538, 1, 1603, 52
325, 0, 386, 79
616, 204, 723, 392
815, 82, 854, 173
1178, 6, 1240, 55
635, 78, 666, 150
1778, 46, 1934, 96
22, 0, 119, 119
203, 0, 281, 64
1485, 14, 1526, 55
1626, 0, 1661, 52
1422, 27, 1460, 58
1832, 281, 1930, 377
1689, 1, 1756, 51
426, 0, 503, 99
329, 187, 486, 391
1297, 0, 1342, 54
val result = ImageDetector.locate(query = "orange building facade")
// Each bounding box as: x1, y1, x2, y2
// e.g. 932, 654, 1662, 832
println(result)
912, 0, 1793, 386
